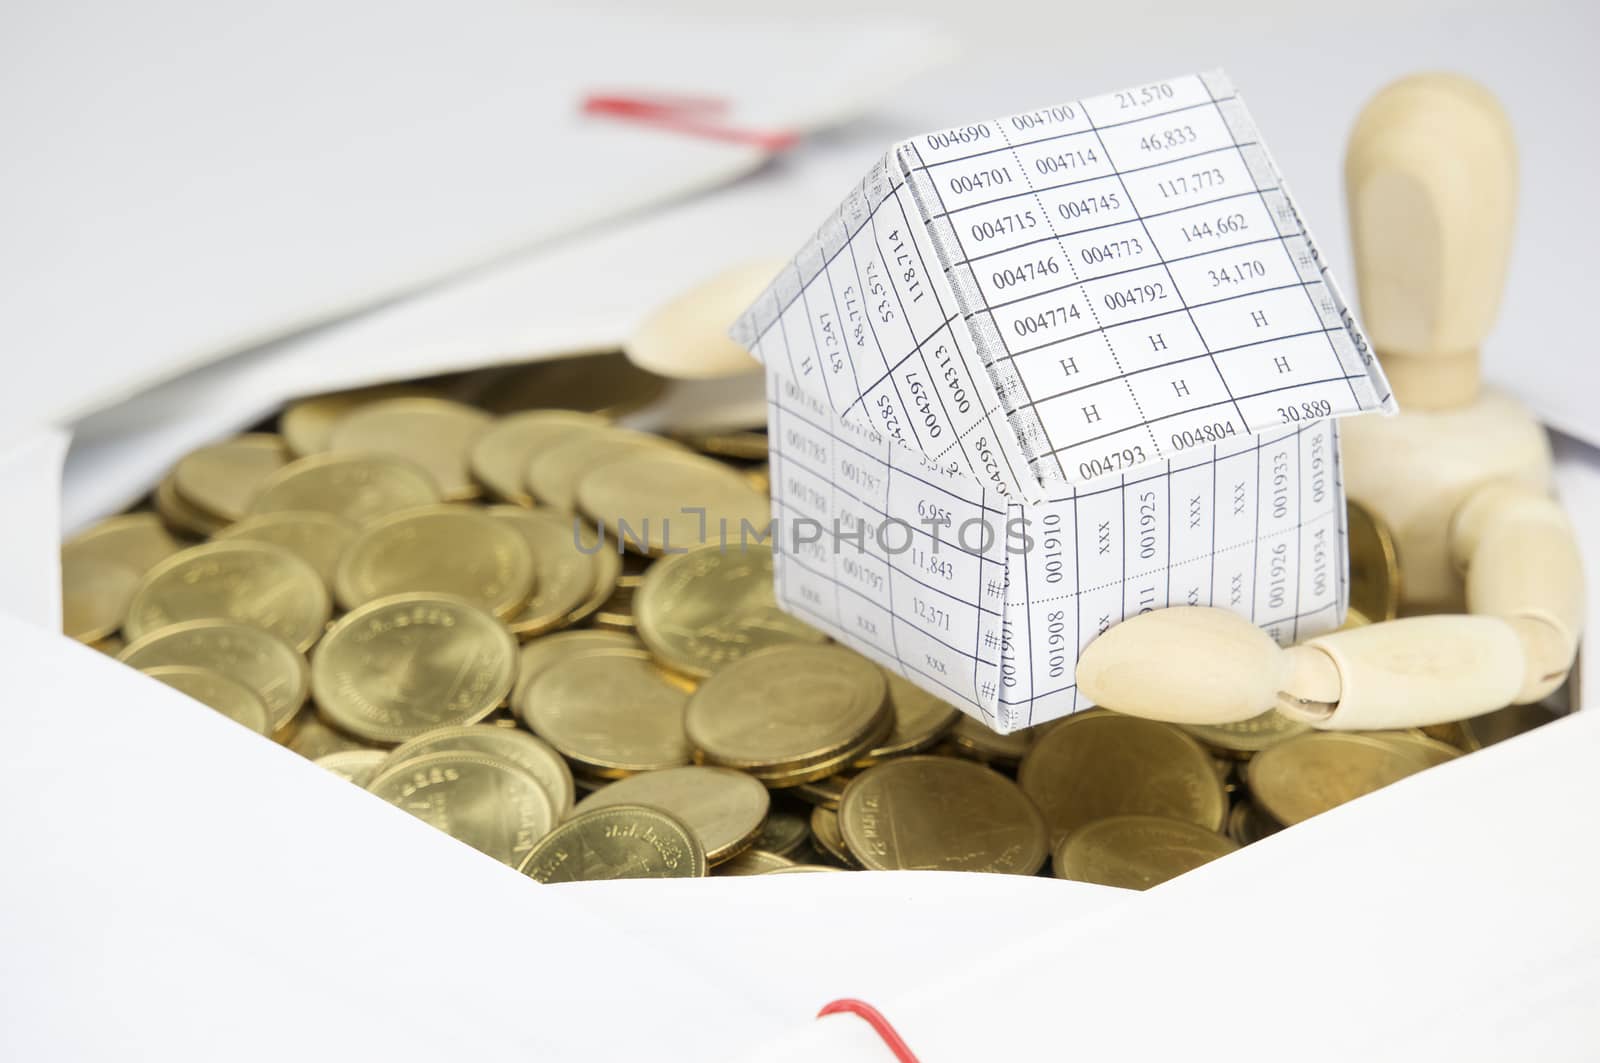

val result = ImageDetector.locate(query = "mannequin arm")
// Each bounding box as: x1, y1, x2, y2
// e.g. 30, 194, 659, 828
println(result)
1077, 482, 1583, 730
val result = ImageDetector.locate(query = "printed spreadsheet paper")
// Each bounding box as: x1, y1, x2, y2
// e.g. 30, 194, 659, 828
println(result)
734, 71, 1393, 733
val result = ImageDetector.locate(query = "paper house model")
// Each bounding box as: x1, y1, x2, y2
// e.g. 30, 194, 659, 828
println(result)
733, 70, 1394, 734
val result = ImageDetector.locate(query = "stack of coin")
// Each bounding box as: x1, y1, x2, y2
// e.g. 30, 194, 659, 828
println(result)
61, 354, 1574, 888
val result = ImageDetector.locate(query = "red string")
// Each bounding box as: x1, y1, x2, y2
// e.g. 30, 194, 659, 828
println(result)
816, 999, 923, 1063
581, 93, 800, 151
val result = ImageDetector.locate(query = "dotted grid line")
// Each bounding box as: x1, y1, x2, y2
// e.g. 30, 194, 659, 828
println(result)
1204, 81, 1373, 413
954, 185, 1276, 269
991, 116, 1166, 475
895, 140, 1063, 490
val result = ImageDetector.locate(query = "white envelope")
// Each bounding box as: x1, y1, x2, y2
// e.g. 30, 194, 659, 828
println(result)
6, 3, 1600, 1057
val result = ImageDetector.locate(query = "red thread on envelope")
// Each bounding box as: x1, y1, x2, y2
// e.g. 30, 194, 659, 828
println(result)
581, 92, 799, 151
817, 999, 922, 1062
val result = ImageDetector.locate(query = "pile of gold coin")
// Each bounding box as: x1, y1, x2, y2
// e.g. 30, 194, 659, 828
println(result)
60, 354, 1573, 889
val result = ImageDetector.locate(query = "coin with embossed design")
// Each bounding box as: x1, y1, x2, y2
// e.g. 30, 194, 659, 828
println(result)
517, 805, 705, 882
521, 650, 690, 778
384, 723, 575, 820
636, 544, 825, 678
839, 756, 1048, 874
1018, 710, 1227, 844
1248, 732, 1434, 826
124, 540, 330, 651
333, 505, 535, 619
367, 750, 554, 867
1052, 815, 1238, 889
251, 452, 441, 525
685, 645, 890, 784
119, 619, 308, 732
485, 506, 603, 637
574, 765, 768, 865
214, 510, 357, 588
310, 594, 517, 745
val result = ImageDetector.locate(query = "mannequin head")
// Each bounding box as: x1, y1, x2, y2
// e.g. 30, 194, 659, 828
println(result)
1345, 74, 1516, 409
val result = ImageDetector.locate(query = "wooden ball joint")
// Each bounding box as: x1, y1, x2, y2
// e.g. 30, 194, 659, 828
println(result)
1077, 74, 1584, 732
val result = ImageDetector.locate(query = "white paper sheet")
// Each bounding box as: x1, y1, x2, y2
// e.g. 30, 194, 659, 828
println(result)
1, 0, 948, 448
747, 709, 1600, 1062
0, 611, 787, 1061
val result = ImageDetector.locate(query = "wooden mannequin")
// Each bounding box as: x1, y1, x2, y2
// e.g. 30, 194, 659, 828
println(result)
1077, 74, 1584, 731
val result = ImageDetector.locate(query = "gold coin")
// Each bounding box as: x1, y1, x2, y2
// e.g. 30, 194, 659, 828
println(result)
1361, 730, 1464, 768
284, 712, 377, 759
574, 765, 769, 866
172, 433, 289, 522
945, 715, 1037, 768
61, 513, 182, 642
525, 427, 676, 512
764, 864, 845, 874
809, 806, 860, 868
279, 384, 444, 457
327, 396, 491, 501
685, 645, 890, 783
92, 635, 125, 657
635, 544, 825, 678
124, 540, 331, 652
520, 650, 690, 778
839, 756, 1049, 874
753, 805, 811, 858
484, 506, 603, 637
119, 619, 308, 732
792, 773, 852, 810
1052, 815, 1239, 890
716, 849, 796, 876
511, 629, 640, 710
1347, 500, 1400, 622
1018, 710, 1228, 844
332, 505, 535, 619
367, 750, 554, 867
1247, 732, 1435, 826
250, 452, 441, 525
469, 351, 668, 419
154, 470, 226, 537
517, 804, 706, 882
384, 724, 575, 820
140, 664, 273, 736
856, 671, 962, 765
1226, 802, 1280, 846
214, 510, 358, 587
670, 427, 768, 461
1180, 709, 1310, 758
469, 411, 609, 506
577, 452, 771, 555
313, 748, 389, 786
311, 594, 517, 745
744, 464, 771, 496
